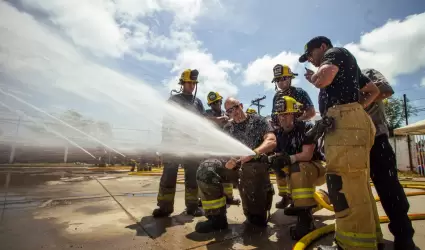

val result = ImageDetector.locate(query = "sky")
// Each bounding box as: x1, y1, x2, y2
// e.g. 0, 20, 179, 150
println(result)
1, 0, 425, 148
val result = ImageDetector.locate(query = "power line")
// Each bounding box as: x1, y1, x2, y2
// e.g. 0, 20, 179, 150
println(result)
250, 95, 266, 115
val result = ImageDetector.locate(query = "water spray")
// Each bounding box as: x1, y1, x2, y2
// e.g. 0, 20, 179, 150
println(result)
0, 88, 125, 157
0, 101, 96, 159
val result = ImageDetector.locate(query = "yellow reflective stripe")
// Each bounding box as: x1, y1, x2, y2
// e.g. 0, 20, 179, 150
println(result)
158, 193, 175, 201
292, 188, 314, 199
201, 196, 226, 210
185, 192, 198, 201
336, 231, 377, 248
278, 186, 289, 193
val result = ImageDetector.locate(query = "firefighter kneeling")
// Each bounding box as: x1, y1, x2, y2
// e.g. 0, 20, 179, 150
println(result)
270, 96, 328, 240
195, 97, 277, 233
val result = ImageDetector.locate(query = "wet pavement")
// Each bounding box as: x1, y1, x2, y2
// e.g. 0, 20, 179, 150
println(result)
0, 169, 424, 250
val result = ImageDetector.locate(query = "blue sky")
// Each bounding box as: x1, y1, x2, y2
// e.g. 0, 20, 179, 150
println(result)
1, 0, 425, 148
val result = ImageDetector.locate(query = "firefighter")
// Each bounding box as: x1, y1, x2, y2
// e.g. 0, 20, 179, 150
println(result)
361, 68, 416, 249
204, 91, 240, 205
268, 96, 327, 240
195, 97, 277, 233
246, 107, 257, 114
153, 69, 205, 218
271, 64, 316, 209
299, 36, 380, 249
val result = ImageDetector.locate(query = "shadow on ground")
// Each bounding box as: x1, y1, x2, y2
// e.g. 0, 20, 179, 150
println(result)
127, 212, 196, 239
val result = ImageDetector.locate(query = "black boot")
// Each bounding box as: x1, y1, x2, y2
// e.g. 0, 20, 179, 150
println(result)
195, 215, 228, 233
152, 207, 173, 217
275, 194, 291, 209
394, 238, 416, 250
289, 208, 315, 240
246, 213, 268, 227
186, 206, 204, 217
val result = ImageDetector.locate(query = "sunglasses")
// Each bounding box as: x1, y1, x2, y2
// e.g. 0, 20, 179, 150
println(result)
225, 104, 240, 114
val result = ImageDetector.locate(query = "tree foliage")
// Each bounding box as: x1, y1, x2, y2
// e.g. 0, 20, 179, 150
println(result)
384, 97, 418, 130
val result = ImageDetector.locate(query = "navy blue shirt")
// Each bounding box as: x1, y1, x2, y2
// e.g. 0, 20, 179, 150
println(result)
168, 93, 205, 114
275, 122, 324, 161
318, 47, 363, 116
272, 87, 313, 114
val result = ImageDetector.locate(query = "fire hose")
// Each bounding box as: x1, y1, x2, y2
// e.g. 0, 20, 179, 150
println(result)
293, 181, 425, 250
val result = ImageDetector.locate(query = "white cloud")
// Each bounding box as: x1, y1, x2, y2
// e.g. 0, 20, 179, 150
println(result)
243, 51, 302, 90
345, 12, 425, 84
244, 12, 425, 90
165, 49, 240, 101
6, 0, 240, 100
421, 77, 425, 87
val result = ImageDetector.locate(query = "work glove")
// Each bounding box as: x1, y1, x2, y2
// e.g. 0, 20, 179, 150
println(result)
305, 116, 335, 144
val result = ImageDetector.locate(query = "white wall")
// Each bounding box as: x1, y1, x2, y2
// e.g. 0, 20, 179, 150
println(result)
388, 136, 418, 171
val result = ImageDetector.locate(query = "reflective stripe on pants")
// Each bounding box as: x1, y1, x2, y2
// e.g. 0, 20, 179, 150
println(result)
201, 196, 226, 211
335, 231, 377, 248
222, 183, 233, 198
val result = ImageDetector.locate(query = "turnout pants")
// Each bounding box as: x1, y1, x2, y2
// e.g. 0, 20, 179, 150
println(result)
197, 159, 273, 219
324, 102, 381, 250
156, 156, 200, 211
370, 134, 414, 241
290, 161, 326, 207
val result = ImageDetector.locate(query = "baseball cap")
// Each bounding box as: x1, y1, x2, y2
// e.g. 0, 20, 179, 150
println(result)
298, 36, 333, 63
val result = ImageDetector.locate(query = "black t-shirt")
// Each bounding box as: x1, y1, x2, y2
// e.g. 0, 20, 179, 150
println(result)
272, 87, 314, 114
275, 122, 324, 161
318, 47, 363, 116
168, 93, 205, 114
224, 114, 274, 150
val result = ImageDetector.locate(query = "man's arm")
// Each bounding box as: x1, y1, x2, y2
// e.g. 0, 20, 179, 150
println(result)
309, 48, 348, 89
311, 64, 339, 88
293, 144, 315, 162
358, 73, 380, 108
362, 68, 394, 101
359, 82, 380, 108
254, 132, 277, 155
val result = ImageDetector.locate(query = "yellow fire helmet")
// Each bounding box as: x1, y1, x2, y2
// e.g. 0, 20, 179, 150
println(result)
207, 91, 223, 105
272, 64, 298, 83
179, 69, 199, 84
246, 107, 257, 114
274, 96, 303, 115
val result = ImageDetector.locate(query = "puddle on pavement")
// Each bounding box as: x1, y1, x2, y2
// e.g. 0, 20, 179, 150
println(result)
74, 204, 113, 215
0, 172, 64, 188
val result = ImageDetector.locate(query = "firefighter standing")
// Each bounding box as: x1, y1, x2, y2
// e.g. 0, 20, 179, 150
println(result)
299, 36, 380, 250
269, 96, 327, 240
153, 69, 205, 217
204, 91, 240, 205
195, 97, 276, 233
360, 68, 416, 250
271, 64, 316, 209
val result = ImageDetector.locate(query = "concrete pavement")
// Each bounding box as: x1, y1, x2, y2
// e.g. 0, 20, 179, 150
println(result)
0, 170, 424, 250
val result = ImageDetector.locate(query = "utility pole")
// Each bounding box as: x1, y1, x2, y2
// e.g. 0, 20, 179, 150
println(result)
251, 95, 266, 115
403, 94, 414, 171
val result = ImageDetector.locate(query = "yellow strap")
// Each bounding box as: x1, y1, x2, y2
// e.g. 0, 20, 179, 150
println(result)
201, 196, 226, 210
